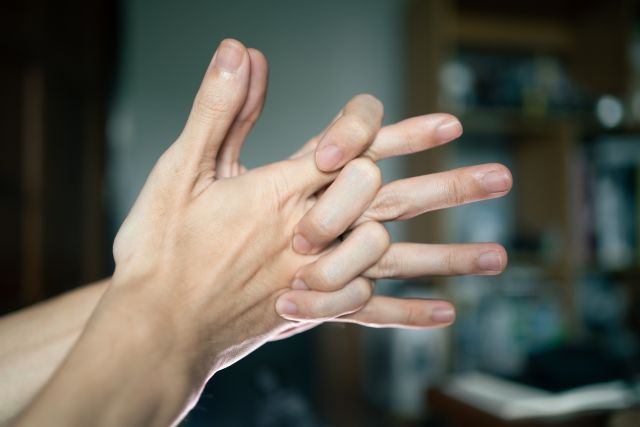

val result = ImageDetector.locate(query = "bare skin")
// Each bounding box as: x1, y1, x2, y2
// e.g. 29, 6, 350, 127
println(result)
7, 39, 511, 427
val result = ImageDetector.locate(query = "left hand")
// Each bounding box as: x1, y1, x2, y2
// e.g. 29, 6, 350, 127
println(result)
107, 39, 479, 372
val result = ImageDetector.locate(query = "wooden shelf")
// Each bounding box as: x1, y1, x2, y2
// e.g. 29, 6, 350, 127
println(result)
458, 107, 594, 136
451, 12, 573, 53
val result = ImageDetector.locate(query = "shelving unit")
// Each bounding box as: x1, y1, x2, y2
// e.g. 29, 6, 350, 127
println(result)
401, 2, 640, 425
406, 0, 636, 338
315, 2, 640, 425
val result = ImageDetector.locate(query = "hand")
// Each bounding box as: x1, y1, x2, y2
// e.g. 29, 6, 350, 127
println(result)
205, 44, 511, 334
14, 39, 510, 427
18, 38, 338, 427
210, 44, 511, 331
279, 142, 512, 327
107, 40, 355, 374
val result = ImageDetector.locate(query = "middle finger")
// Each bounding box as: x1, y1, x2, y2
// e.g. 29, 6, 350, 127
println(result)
357, 163, 512, 225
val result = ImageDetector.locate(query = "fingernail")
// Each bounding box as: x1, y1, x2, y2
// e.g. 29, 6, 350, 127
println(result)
436, 119, 463, 143
276, 299, 299, 315
213, 39, 243, 74
293, 234, 312, 254
480, 170, 511, 194
477, 251, 502, 272
292, 279, 309, 290
431, 307, 455, 323
316, 144, 343, 171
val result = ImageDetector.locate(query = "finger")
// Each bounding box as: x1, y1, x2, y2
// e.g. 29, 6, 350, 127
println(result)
289, 136, 320, 161
275, 277, 373, 321
266, 152, 337, 198
364, 242, 508, 279
216, 48, 269, 178
179, 39, 250, 172
293, 222, 389, 291
288, 111, 343, 160
291, 113, 462, 162
315, 94, 383, 171
358, 163, 512, 224
365, 113, 462, 162
292, 158, 382, 254
334, 296, 456, 329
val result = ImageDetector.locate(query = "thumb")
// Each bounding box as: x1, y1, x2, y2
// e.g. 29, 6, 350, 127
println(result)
178, 39, 251, 175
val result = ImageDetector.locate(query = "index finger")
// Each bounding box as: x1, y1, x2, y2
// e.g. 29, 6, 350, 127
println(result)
292, 158, 381, 254
294, 113, 462, 163
365, 113, 462, 162
314, 94, 384, 171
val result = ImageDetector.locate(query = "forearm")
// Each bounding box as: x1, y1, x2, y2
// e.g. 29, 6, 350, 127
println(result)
14, 282, 202, 427
0, 279, 108, 424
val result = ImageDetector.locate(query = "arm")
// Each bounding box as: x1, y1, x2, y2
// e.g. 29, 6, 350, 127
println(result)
14, 286, 199, 427
13, 39, 444, 426
0, 65, 482, 427
12, 38, 511, 425
0, 47, 379, 423
16, 39, 363, 426
0, 279, 107, 425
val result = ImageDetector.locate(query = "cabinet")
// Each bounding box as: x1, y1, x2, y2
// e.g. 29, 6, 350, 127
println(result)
0, 0, 115, 314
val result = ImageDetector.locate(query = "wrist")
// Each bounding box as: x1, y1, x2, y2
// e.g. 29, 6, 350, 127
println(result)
109, 268, 230, 377
99, 277, 209, 386
18, 278, 210, 427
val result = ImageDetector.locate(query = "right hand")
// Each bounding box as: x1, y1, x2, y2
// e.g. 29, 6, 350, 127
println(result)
212, 42, 511, 331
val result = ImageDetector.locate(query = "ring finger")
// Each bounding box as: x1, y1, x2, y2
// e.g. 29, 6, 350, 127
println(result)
293, 221, 390, 292
364, 242, 508, 279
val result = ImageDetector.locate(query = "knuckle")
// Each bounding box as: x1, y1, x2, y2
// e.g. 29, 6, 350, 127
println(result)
443, 175, 468, 207
305, 209, 339, 241
343, 116, 375, 146
404, 304, 425, 326
358, 222, 391, 255
347, 158, 382, 188
194, 91, 231, 120
404, 306, 418, 326
403, 127, 421, 154
349, 117, 374, 142
355, 93, 384, 115
441, 249, 457, 273
313, 263, 338, 291
369, 189, 403, 221
374, 250, 400, 278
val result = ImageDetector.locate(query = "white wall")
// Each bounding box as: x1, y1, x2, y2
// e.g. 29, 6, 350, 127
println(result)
108, 0, 409, 239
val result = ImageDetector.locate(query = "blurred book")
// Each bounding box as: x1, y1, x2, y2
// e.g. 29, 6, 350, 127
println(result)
443, 371, 636, 420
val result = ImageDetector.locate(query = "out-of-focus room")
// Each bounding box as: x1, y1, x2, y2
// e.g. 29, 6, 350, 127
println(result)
2, 0, 640, 425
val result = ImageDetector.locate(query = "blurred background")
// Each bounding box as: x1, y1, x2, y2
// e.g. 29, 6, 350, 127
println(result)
2, 0, 640, 426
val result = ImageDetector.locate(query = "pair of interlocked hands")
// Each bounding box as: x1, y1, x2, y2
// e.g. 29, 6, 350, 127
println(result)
16, 39, 511, 426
